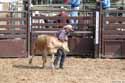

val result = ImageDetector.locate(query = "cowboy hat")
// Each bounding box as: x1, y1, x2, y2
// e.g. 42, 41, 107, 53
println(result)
63, 25, 73, 31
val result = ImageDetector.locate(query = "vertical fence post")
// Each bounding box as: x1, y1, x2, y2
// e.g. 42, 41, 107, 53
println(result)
94, 0, 100, 58
99, 1, 103, 58
27, 0, 31, 57
95, 0, 103, 58
95, 10, 100, 58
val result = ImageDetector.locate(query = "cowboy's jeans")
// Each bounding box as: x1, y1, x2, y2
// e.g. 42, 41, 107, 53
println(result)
54, 48, 66, 68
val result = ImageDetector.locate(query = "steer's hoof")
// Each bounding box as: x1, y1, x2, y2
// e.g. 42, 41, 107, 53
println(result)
40, 66, 45, 69
29, 60, 32, 64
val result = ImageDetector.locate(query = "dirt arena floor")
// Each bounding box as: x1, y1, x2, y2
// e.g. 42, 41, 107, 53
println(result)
0, 56, 125, 83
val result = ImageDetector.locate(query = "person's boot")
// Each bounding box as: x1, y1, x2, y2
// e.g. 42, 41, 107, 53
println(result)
59, 66, 64, 69
59, 63, 64, 69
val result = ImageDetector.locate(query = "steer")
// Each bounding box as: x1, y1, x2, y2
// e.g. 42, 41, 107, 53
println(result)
29, 34, 70, 69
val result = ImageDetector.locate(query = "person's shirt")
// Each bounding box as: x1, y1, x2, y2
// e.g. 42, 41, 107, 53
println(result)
57, 11, 69, 24
58, 11, 68, 17
102, 0, 110, 9
56, 29, 69, 41
69, 0, 80, 8
64, 0, 68, 4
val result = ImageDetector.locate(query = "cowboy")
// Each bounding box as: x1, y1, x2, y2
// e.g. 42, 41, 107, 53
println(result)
54, 25, 73, 69
56, 24, 73, 42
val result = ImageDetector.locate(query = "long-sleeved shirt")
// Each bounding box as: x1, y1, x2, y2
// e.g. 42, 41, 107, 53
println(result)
70, 0, 80, 8
56, 29, 69, 41
102, 0, 110, 9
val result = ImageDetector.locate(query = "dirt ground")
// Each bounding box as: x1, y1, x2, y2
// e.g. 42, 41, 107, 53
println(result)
0, 56, 125, 83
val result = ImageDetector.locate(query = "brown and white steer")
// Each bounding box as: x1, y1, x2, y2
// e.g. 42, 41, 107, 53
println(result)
29, 34, 70, 69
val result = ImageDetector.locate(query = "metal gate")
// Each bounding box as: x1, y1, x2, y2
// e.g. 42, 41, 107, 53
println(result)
100, 10, 125, 58
0, 11, 28, 57
30, 9, 95, 57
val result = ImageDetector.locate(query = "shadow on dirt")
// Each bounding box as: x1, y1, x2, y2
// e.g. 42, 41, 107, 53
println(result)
13, 64, 44, 69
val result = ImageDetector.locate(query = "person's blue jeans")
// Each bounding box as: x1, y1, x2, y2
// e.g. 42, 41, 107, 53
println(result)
70, 7, 79, 29
54, 48, 66, 68
104, 8, 110, 24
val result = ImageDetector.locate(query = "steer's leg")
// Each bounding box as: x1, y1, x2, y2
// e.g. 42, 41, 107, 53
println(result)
29, 55, 33, 64
51, 54, 55, 70
29, 47, 36, 64
29, 54, 34, 64
42, 50, 47, 68
42, 54, 47, 68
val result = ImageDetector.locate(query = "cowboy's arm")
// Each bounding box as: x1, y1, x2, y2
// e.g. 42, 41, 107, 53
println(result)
58, 31, 68, 41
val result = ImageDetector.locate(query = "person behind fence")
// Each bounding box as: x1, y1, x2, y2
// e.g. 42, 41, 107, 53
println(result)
64, 0, 69, 4
54, 24, 73, 69
96, 0, 110, 15
69, 0, 81, 30
101, 0, 111, 17
97, 0, 110, 24
56, 7, 69, 28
